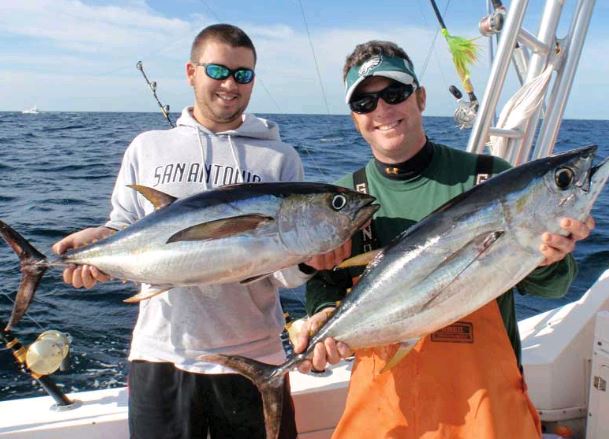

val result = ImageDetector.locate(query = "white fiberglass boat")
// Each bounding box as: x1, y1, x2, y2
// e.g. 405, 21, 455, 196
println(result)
1, 270, 608, 438
21, 106, 40, 115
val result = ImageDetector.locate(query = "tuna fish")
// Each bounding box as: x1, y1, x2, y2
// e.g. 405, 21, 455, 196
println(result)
0, 182, 378, 330
200, 145, 609, 439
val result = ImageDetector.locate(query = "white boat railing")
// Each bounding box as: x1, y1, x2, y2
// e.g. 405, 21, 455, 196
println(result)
467, 0, 596, 165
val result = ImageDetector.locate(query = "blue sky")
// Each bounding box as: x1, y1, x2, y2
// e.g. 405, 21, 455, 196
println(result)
1, 0, 608, 118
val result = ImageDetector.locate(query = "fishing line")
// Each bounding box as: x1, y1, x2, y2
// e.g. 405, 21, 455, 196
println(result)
1, 292, 45, 332
297, 0, 331, 116
417, 0, 452, 86
196, 0, 330, 180
283, 286, 307, 311
289, 0, 331, 181
197, 0, 222, 22
196, 0, 283, 114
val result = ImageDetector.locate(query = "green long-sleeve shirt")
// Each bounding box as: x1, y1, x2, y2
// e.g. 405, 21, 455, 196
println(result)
306, 142, 576, 364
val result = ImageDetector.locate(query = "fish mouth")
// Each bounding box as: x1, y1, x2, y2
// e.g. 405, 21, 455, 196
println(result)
588, 155, 609, 193
590, 155, 609, 179
353, 199, 380, 230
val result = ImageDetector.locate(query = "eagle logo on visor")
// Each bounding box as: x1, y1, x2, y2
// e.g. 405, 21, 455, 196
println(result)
358, 55, 383, 76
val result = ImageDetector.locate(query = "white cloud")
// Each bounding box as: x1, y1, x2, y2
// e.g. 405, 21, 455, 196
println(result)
0, 0, 194, 55
0, 0, 607, 120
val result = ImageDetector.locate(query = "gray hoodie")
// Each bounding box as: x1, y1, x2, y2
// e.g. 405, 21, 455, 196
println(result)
106, 107, 309, 373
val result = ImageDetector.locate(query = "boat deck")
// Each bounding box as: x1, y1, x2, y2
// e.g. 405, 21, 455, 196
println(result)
0, 362, 353, 439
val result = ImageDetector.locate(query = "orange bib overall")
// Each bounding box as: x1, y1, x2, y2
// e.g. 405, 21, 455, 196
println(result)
332, 301, 541, 439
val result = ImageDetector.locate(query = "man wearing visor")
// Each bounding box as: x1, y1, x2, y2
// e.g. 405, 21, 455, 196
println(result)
52, 24, 313, 439
298, 40, 594, 438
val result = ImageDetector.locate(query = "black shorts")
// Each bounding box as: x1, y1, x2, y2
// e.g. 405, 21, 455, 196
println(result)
128, 360, 297, 439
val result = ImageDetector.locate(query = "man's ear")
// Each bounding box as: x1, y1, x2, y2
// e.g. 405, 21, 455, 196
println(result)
186, 62, 196, 86
416, 87, 426, 112
351, 113, 361, 133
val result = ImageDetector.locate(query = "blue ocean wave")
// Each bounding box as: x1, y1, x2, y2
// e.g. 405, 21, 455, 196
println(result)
0, 112, 608, 400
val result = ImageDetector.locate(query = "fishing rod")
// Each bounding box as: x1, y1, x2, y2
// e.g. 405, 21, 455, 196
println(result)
1, 323, 77, 409
428, 0, 479, 129
136, 61, 176, 128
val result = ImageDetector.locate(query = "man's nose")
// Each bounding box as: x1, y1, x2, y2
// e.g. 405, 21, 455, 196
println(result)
374, 97, 393, 114
220, 76, 240, 89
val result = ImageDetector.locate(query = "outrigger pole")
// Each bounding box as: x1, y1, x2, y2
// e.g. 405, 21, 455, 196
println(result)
136, 61, 176, 128
1, 323, 76, 409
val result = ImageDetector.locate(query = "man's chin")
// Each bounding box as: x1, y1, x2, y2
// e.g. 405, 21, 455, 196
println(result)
211, 109, 244, 124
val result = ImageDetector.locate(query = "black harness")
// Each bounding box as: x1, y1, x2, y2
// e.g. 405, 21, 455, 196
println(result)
353, 153, 494, 250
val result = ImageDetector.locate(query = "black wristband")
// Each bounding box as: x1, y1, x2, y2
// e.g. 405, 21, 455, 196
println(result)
298, 262, 317, 275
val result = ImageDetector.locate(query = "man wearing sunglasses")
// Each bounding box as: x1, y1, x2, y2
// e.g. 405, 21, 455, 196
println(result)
296, 40, 594, 438
52, 24, 312, 439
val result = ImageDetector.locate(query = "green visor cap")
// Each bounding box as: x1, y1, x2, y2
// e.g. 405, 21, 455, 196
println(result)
345, 54, 419, 103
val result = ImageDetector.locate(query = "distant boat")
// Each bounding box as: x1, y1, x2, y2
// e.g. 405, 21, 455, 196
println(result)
21, 106, 40, 114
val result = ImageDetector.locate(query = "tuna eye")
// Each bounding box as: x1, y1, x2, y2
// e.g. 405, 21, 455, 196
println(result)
555, 167, 574, 189
331, 194, 347, 210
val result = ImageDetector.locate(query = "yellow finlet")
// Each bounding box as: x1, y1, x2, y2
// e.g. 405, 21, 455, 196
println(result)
124, 286, 171, 303
379, 338, 420, 374
336, 249, 382, 269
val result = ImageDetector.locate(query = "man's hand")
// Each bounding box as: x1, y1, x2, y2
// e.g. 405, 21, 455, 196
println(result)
304, 240, 352, 271
292, 307, 353, 373
52, 226, 114, 288
539, 216, 595, 266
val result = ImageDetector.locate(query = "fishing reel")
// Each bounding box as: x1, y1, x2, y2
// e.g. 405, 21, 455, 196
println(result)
449, 85, 479, 129
25, 330, 72, 376
2, 325, 76, 409
479, 6, 506, 36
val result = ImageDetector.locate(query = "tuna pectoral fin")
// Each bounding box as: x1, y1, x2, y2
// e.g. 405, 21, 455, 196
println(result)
166, 215, 274, 243
128, 184, 177, 210
240, 273, 272, 285
379, 338, 420, 374
420, 230, 505, 312
200, 354, 285, 439
123, 286, 171, 303
337, 249, 383, 269
0, 220, 48, 330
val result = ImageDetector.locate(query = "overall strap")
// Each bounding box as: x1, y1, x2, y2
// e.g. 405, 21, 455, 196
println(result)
475, 153, 494, 185
353, 167, 379, 252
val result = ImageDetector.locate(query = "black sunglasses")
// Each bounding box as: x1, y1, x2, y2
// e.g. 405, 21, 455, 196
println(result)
349, 82, 416, 114
195, 63, 255, 84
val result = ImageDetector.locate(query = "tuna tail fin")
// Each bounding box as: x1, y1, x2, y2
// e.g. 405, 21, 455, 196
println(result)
200, 354, 287, 439
0, 220, 48, 330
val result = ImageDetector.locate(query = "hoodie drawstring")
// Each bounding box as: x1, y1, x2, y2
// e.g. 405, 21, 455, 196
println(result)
227, 135, 242, 183
195, 127, 242, 188
195, 127, 209, 190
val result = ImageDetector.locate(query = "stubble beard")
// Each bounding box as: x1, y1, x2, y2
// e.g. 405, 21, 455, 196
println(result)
205, 100, 246, 126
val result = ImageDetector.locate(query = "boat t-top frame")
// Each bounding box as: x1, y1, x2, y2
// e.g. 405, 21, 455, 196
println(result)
467, 0, 596, 165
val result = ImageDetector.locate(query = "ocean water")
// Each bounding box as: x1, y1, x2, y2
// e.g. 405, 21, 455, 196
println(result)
0, 111, 608, 400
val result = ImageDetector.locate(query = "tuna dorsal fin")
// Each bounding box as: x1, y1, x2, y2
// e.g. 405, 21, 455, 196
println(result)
123, 286, 172, 303
128, 184, 177, 210
167, 215, 274, 243
379, 338, 420, 374
336, 249, 383, 269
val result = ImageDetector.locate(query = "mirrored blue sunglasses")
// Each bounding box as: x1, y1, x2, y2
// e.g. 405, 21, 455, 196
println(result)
195, 62, 255, 84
